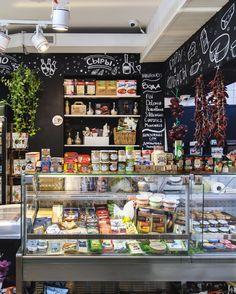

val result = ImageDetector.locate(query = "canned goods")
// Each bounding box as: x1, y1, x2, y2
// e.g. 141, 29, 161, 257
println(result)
100, 150, 109, 162
205, 156, 214, 172
100, 163, 109, 172
110, 162, 118, 172
92, 163, 100, 172
118, 162, 126, 172
125, 146, 134, 160
176, 159, 183, 172
64, 79, 75, 95
109, 150, 118, 162
184, 157, 193, 171
125, 160, 134, 173
193, 156, 204, 172
91, 150, 100, 163
118, 150, 126, 162
133, 150, 141, 162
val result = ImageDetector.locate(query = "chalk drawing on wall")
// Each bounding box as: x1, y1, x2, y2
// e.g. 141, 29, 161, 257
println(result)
190, 59, 202, 76
200, 28, 209, 54
230, 40, 236, 58
221, 3, 235, 30
187, 41, 197, 61
40, 58, 57, 76
209, 33, 230, 63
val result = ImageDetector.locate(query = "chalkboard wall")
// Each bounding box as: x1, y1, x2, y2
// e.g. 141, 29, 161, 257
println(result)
0, 0, 236, 154
165, 0, 236, 94
0, 54, 166, 154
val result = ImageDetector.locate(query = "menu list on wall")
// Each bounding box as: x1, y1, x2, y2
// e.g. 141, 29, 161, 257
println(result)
141, 72, 165, 149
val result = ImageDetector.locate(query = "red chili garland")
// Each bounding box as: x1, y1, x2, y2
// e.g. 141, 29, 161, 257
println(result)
168, 92, 188, 141
194, 75, 211, 147
208, 70, 228, 147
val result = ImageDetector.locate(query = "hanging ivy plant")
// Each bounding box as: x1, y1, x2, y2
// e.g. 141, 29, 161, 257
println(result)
1, 63, 41, 136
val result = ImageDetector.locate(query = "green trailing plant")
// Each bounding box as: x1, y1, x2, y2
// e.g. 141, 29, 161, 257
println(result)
1, 63, 41, 136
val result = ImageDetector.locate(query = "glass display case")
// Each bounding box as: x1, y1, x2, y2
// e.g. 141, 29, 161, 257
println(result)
21, 173, 190, 257
17, 172, 236, 294
190, 174, 236, 255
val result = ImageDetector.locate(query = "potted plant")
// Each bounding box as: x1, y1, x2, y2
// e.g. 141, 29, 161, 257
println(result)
1, 63, 41, 137
0, 258, 10, 289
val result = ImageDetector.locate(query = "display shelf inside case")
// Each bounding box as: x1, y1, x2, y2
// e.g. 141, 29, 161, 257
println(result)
22, 173, 189, 257
190, 174, 236, 255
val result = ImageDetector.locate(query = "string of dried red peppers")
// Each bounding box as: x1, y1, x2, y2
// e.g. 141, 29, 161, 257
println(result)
208, 70, 228, 147
194, 75, 211, 147
168, 91, 188, 141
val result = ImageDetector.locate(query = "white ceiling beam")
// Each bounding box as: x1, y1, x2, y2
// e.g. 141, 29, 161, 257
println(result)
6, 33, 147, 53
140, 0, 189, 62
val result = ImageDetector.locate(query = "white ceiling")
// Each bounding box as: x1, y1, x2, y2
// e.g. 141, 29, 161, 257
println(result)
0, 0, 229, 62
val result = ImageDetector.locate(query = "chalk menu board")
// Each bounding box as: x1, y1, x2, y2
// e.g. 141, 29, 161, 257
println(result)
165, 0, 236, 93
141, 63, 165, 149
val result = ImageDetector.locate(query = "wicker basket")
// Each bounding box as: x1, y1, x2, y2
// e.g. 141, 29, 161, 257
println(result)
113, 128, 136, 145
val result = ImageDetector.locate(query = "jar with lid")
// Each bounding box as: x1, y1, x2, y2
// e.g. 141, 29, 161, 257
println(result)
100, 150, 109, 162
184, 157, 193, 172
193, 156, 204, 172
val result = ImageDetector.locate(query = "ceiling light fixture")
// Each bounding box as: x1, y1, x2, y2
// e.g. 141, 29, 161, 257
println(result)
31, 25, 49, 53
0, 1, 70, 53
0, 29, 10, 52
52, 7, 70, 31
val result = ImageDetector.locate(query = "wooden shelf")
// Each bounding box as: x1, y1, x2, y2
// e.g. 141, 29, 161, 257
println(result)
64, 144, 140, 147
64, 114, 140, 118
64, 95, 141, 99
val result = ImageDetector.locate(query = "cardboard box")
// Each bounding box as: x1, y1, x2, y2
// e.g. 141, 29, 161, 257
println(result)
106, 80, 117, 95
84, 136, 109, 146
96, 80, 106, 95
13, 159, 25, 175
12, 133, 28, 149
25, 152, 40, 172
71, 101, 86, 115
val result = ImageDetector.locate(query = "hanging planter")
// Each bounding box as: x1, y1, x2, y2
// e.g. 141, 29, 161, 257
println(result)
1, 63, 41, 137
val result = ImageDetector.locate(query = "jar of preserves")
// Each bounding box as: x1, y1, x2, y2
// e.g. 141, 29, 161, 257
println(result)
184, 157, 193, 172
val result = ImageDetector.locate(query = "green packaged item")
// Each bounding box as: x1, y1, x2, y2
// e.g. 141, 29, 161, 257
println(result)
174, 140, 183, 160
89, 239, 103, 253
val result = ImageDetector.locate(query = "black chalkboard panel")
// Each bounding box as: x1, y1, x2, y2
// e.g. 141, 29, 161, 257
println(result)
141, 63, 165, 149
165, 0, 236, 94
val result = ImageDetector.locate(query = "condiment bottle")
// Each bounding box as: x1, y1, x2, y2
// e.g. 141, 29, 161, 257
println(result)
67, 132, 73, 145
133, 102, 138, 115
65, 100, 70, 115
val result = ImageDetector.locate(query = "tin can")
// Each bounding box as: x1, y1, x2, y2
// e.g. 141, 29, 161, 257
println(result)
125, 160, 134, 173
118, 162, 126, 172
100, 163, 109, 172
204, 156, 214, 172
92, 163, 100, 172
184, 157, 193, 172
91, 150, 100, 163
109, 150, 118, 162
100, 150, 109, 162
64, 79, 75, 95
118, 150, 126, 162
109, 162, 118, 172
193, 156, 204, 172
